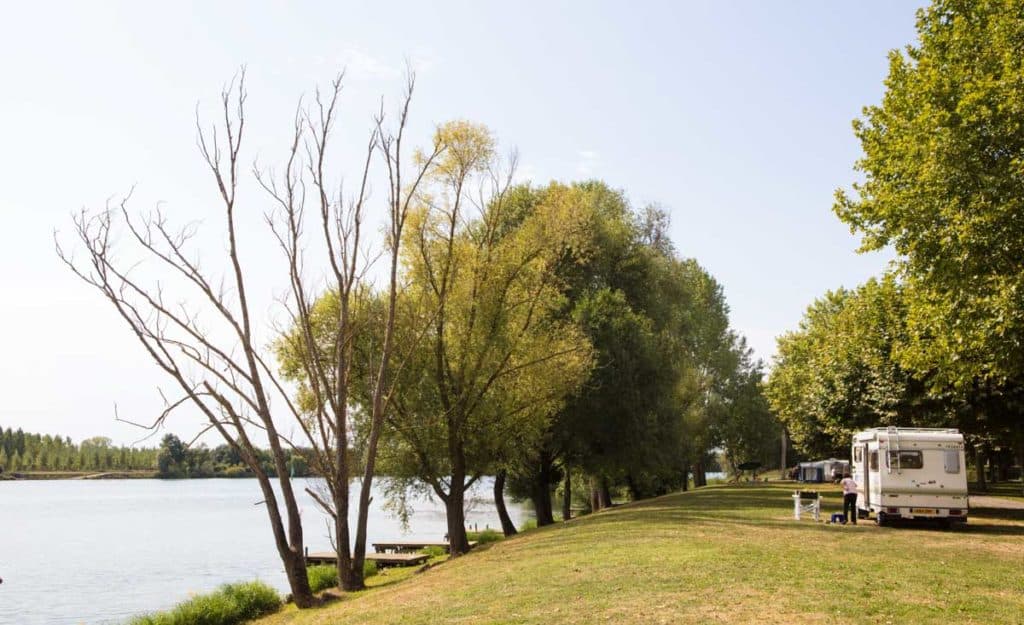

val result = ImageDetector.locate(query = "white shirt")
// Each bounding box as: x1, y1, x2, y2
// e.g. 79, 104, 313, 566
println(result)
840, 477, 857, 495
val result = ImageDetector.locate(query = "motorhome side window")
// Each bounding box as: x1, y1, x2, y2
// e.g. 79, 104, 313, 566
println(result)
854, 447, 862, 463
944, 450, 960, 473
888, 450, 923, 469
869, 450, 878, 470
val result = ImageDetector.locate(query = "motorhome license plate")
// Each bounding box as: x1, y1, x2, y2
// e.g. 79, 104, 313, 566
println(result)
911, 508, 937, 515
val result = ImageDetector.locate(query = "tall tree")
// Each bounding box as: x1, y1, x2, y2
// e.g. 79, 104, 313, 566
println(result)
56, 71, 432, 604
266, 72, 438, 591
58, 73, 316, 605
383, 122, 593, 554
509, 187, 745, 512
709, 340, 781, 475
835, 0, 1024, 389
767, 278, 952, 456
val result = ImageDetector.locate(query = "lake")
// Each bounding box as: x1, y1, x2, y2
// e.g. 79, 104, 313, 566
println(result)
0, 477, 533, 625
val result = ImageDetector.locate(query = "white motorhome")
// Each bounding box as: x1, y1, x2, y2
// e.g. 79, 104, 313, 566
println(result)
851, 427, 968, 527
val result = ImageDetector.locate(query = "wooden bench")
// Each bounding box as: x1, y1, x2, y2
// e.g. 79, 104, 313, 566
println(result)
306, 551, 429, 569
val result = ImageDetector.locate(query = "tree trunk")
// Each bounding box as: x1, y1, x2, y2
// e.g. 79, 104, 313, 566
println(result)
250, 467, 315, 607
281, 546, 315, 606
561, 466, 572, 521
599, 476, 612, 508
974, 447, 987, 491
1016, 424, 1024, 496
589, 476, 601, 511
681, 465, 689, 492
780, 429, 788, 479
625, 473, 640, 501
335, 487, 358, 591
693, 461, 706, 488
445, 481, 471, 555
493, 470, 518, 537
531, 461, 555, 527
997, 449, 1011, 483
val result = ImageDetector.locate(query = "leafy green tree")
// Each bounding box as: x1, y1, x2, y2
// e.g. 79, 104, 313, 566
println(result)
380, 122, 593, 554
497, 181, 672, 521
768, 278, 952, 456
504, 187, 754, 515
157, 433, 189, 478
835, 0, 1024, 389
709, 340, 781, 476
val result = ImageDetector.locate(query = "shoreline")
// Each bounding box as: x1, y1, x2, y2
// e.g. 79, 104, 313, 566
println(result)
2, 470, 159, 480
0, 470, 319, 481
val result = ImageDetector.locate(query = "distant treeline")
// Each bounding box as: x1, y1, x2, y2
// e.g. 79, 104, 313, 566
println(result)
154, 433, 314, 479
0, 426, 314, 479
0, 424, 158, 473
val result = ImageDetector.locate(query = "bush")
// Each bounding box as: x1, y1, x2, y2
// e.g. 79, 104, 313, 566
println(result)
306, 565, 338, 593
306, 560, 378, 594
420, 545, 447, 558
220, 465, 251, 478
127, 581, 281, 625
467, 529, 503, 544
364, 559, 378, 579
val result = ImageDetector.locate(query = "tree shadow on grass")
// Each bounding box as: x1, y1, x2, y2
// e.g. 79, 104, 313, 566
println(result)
568, 485, 1024, 537
969, 482, 1024, 498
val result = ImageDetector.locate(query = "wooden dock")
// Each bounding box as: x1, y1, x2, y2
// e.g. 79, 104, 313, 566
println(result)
306, 551, 429, 569
371, 540, 477, 554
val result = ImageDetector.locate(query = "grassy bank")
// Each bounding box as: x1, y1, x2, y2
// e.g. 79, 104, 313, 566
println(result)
252, 482, 1023, 625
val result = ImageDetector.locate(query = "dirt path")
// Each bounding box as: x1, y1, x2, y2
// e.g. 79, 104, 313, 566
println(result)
971, 495, 1024, 510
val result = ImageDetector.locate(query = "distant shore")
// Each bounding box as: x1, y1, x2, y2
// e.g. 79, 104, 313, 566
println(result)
0, 470, 159, 480
0, 470, 309, 481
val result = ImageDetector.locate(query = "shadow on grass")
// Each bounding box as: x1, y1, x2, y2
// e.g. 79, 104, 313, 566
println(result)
564, 484, 1024, 537
969, 481, 1023, 498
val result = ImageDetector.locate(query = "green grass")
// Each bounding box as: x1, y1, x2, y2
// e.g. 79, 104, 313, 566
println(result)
253, 483, 1024, 625
128, 581, 282, 625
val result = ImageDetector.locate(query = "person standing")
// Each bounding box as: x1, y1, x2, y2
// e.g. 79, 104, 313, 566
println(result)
840, 472, 858, 524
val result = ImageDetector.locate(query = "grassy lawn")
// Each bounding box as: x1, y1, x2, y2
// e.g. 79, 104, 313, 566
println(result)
257, 483, 1024, 625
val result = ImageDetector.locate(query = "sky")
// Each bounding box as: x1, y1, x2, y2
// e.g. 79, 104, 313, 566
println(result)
0, 1, 924, 444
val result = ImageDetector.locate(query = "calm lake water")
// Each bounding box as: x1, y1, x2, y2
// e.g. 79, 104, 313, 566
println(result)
0, 478, 533, 625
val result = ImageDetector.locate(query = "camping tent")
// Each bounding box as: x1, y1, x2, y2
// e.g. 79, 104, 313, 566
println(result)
797, 458, 850, 483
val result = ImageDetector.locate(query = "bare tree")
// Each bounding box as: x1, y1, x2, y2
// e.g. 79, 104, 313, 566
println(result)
56, 69, 437, 600
265, 70, 440, 590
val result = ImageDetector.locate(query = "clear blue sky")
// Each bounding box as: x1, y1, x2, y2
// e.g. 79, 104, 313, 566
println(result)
0, 1, 921, 443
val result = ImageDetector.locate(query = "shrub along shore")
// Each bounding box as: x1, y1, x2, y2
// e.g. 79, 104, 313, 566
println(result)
127, 582, 282, 625
124, 531, 498, 624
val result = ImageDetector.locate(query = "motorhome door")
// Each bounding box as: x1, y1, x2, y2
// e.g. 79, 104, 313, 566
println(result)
863, 444, 871, 510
